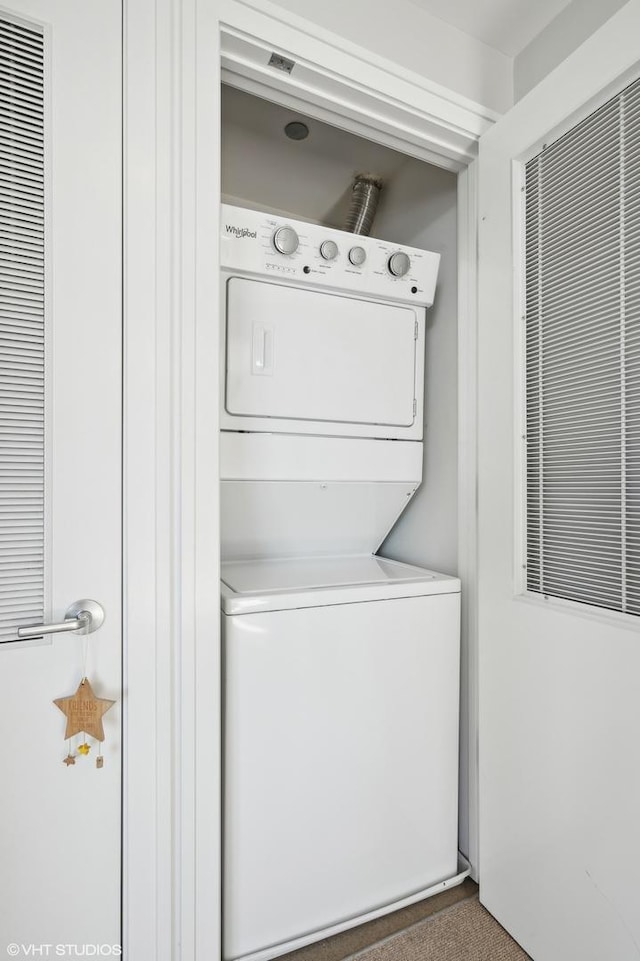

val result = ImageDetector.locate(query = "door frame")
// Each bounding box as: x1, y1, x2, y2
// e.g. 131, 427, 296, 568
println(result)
122, 0, 490, 955
123, 1, 221, 958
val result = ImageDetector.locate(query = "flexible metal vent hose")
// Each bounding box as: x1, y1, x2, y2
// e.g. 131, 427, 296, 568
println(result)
344, 175, 383, 236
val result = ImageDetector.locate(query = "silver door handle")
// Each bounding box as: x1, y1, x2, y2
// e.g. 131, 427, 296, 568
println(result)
17, 599, 105, 638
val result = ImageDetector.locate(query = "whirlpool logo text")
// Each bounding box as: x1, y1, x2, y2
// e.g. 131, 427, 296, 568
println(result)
225, 224, 257, 239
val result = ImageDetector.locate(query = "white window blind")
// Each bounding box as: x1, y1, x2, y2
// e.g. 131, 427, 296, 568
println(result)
525, 75, 640, 615
0, 18, 45, 642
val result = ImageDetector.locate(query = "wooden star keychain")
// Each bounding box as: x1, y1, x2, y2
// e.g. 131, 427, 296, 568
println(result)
54, 677, 115, 769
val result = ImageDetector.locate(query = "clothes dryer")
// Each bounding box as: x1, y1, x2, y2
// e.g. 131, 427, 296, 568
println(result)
218, 204, 440, 560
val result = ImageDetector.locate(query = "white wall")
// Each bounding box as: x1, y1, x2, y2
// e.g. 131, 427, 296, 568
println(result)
262, 0, 513, 114
378, 163, 458, 579
514, 0, 628, 100
221, 85, 408, 226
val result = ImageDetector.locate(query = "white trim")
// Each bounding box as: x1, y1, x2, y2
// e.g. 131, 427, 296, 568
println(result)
218, 0, 499, 122
122, 0, 175, 957
187, 2, 222, 958
512, 159, 528, 600
456, 162, 479, 881
517, 63, 640, 168
516, 590, 640, 634
218, 0, 497, 173
123, 0, 222, 957
42, 17, 53, 634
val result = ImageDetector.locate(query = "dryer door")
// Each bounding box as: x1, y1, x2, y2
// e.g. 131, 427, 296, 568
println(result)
223, 277, 423, 439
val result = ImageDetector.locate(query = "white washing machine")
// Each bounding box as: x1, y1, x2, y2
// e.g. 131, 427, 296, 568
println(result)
222, 555, 461, 961
219, 205, 464, 961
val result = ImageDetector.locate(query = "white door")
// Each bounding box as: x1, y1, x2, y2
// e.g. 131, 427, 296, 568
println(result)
478, 5, 640, 960
0, 0, 121, 951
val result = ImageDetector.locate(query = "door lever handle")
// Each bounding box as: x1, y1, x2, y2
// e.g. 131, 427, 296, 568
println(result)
17, 599, 105, 638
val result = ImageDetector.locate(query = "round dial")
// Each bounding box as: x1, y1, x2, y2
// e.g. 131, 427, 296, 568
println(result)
348, 246, 366, 266
320, 240, 339, 261
273, 225, 299, 255
388, 251, 411, 277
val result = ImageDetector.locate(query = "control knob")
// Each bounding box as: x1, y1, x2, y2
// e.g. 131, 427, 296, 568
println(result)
388, 251, 411, 277
273, 225, 299, 255
348, 246, 366, 266
320, 240, 339, 261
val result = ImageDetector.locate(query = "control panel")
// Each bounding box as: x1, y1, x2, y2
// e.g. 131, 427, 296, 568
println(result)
220, 204, 440, 307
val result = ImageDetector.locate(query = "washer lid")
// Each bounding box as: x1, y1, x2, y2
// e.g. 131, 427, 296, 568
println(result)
220, 554, 460, 615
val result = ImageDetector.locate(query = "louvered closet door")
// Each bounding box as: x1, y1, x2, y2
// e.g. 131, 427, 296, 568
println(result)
0, 1, 122, 950
0, 17, 45, 642
525, 76, 640, 615
477, 6, 640, 961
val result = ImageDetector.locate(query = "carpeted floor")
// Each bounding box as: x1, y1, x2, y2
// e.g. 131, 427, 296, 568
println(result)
286, 880, 479, 961
353, 896, 531, 961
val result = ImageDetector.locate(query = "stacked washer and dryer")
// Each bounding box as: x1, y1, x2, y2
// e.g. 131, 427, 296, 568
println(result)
220, 204, 463, 961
